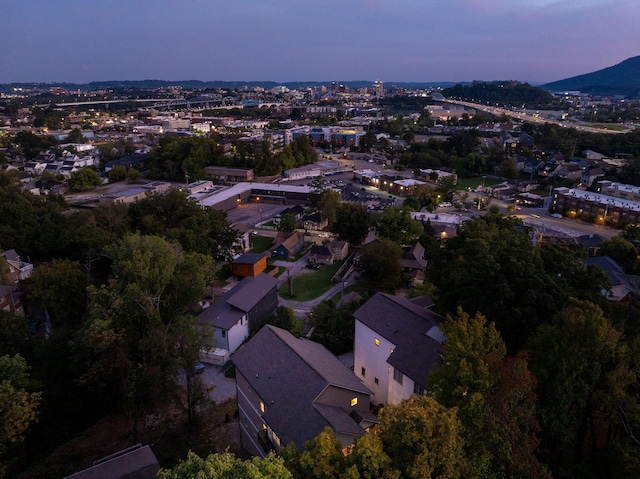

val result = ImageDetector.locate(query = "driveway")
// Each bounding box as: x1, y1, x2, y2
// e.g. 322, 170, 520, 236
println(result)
198, 363, 237, 404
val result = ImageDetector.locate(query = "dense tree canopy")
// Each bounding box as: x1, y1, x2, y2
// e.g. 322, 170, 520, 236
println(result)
428, 212, 559, 351
359, 238, 403, 293
157, 451, 292, 479
373, 207, 423, 245
429, 308, 549, 479
332, 202, 370, 245
74, 234, 214, 441
0, 354, 41, 477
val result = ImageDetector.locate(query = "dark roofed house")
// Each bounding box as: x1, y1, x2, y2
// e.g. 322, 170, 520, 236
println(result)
400, 242, 427, 285
0, 285, 24, 316
63, 444, 159, 479
309, 244, 334, 265
233, 325, 377, 457
198, 273, 278, 356
584, 255, 640, 301
353, 292, 445, 405
400, 242, 427, 271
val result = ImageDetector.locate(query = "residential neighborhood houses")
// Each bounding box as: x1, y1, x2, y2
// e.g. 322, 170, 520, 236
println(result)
2, 80, 640, 478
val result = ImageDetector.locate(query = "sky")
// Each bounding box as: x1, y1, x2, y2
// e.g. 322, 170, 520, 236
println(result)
1, 0, 639, 85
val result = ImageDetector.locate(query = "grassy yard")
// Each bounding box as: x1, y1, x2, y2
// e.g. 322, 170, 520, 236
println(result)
250, 235, 273, 253
457, 176, 503, 191
279, 262, 343, 302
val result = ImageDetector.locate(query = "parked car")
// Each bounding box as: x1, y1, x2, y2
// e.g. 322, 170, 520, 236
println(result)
306, 263, 321, 270
194, 361, 205, 374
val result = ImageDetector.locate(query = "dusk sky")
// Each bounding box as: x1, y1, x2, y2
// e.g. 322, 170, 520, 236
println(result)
1, 0, 638, 85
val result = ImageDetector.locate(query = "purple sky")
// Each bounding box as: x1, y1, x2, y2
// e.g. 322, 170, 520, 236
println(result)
1, 0, 638, 85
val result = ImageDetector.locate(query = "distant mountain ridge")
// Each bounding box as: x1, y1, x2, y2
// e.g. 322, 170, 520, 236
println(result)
542, 56, 640, 97
0, 79, 462, 93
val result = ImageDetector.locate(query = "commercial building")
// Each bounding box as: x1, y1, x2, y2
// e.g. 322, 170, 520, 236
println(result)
551, 187, 640, 227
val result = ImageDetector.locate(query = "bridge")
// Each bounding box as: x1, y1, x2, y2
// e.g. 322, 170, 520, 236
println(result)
49, 98, 287, 110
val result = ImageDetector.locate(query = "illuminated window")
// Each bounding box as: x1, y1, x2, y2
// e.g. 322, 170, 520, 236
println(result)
374, 338, 380, 347
350, 397, 358, 407
259, 401, 265, 413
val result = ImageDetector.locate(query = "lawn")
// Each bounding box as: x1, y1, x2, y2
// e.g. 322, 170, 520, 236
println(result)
279, 262, 343, 301
250, 235, 273, 253
456, 176, 503, 191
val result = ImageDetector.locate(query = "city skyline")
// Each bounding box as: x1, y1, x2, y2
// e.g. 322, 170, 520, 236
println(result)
1, 0, 638, 85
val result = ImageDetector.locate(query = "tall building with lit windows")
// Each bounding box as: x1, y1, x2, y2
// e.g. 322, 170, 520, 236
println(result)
372, 80, 384, 97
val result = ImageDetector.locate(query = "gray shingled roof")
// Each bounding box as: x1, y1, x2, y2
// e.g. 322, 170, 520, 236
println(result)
353, 293, 445, 388
198, 273, 278, 329
232, 325, 371, 451
226, 273, 278, 312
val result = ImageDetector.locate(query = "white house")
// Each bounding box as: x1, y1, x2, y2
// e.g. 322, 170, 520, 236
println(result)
353, 292, 446, 406
197, 273, 278, 360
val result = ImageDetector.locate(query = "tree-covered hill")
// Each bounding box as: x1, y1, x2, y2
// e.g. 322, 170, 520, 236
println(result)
542, 56, 640, 97
442, 81, 560, 109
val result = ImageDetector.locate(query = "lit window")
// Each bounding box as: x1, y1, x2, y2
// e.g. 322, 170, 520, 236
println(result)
350, 397, 358, 407
259, 401, 265, 413
361, 367, 366, 377
374, 338, 380, 347
393, 368, 403, 385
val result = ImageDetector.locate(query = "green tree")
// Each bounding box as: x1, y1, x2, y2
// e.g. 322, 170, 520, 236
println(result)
429, 308, 549, 479
348, 432, 400, 479
24, 258, 87, 326
308, 300, 358, 354
599, 236, 639, 274
428, 212, 558, 351
69, 167, 102, 192
278, 213, 296, 233
332, 202, 370, 245
65, 128, 86, 144
298, 427, 347, 479
173, 314, 213, 427
378, 395, 467, 479
315, 189, 341, 227
127, 189, 238, 258
0, 354, 41, 477
157, 451, 292, 479
359, 238, 403, 293
529, 299, 624, 474
0, 310, 30, 357
267, 306, 303, 338
74, 234, 214, 441
373, 207, 423, 245
435, 175, 458, 202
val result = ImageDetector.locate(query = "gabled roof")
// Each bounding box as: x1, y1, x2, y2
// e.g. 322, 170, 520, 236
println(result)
310, 244, 333, 259
353, 293, 445, 388
226, 273, 278, 311
273, 232, 302, 253
585, 255, 624, 276
0, 285, 15, 299
400, 242, 427, 270
232, 325, 372, 451
198, 273, 278, 329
